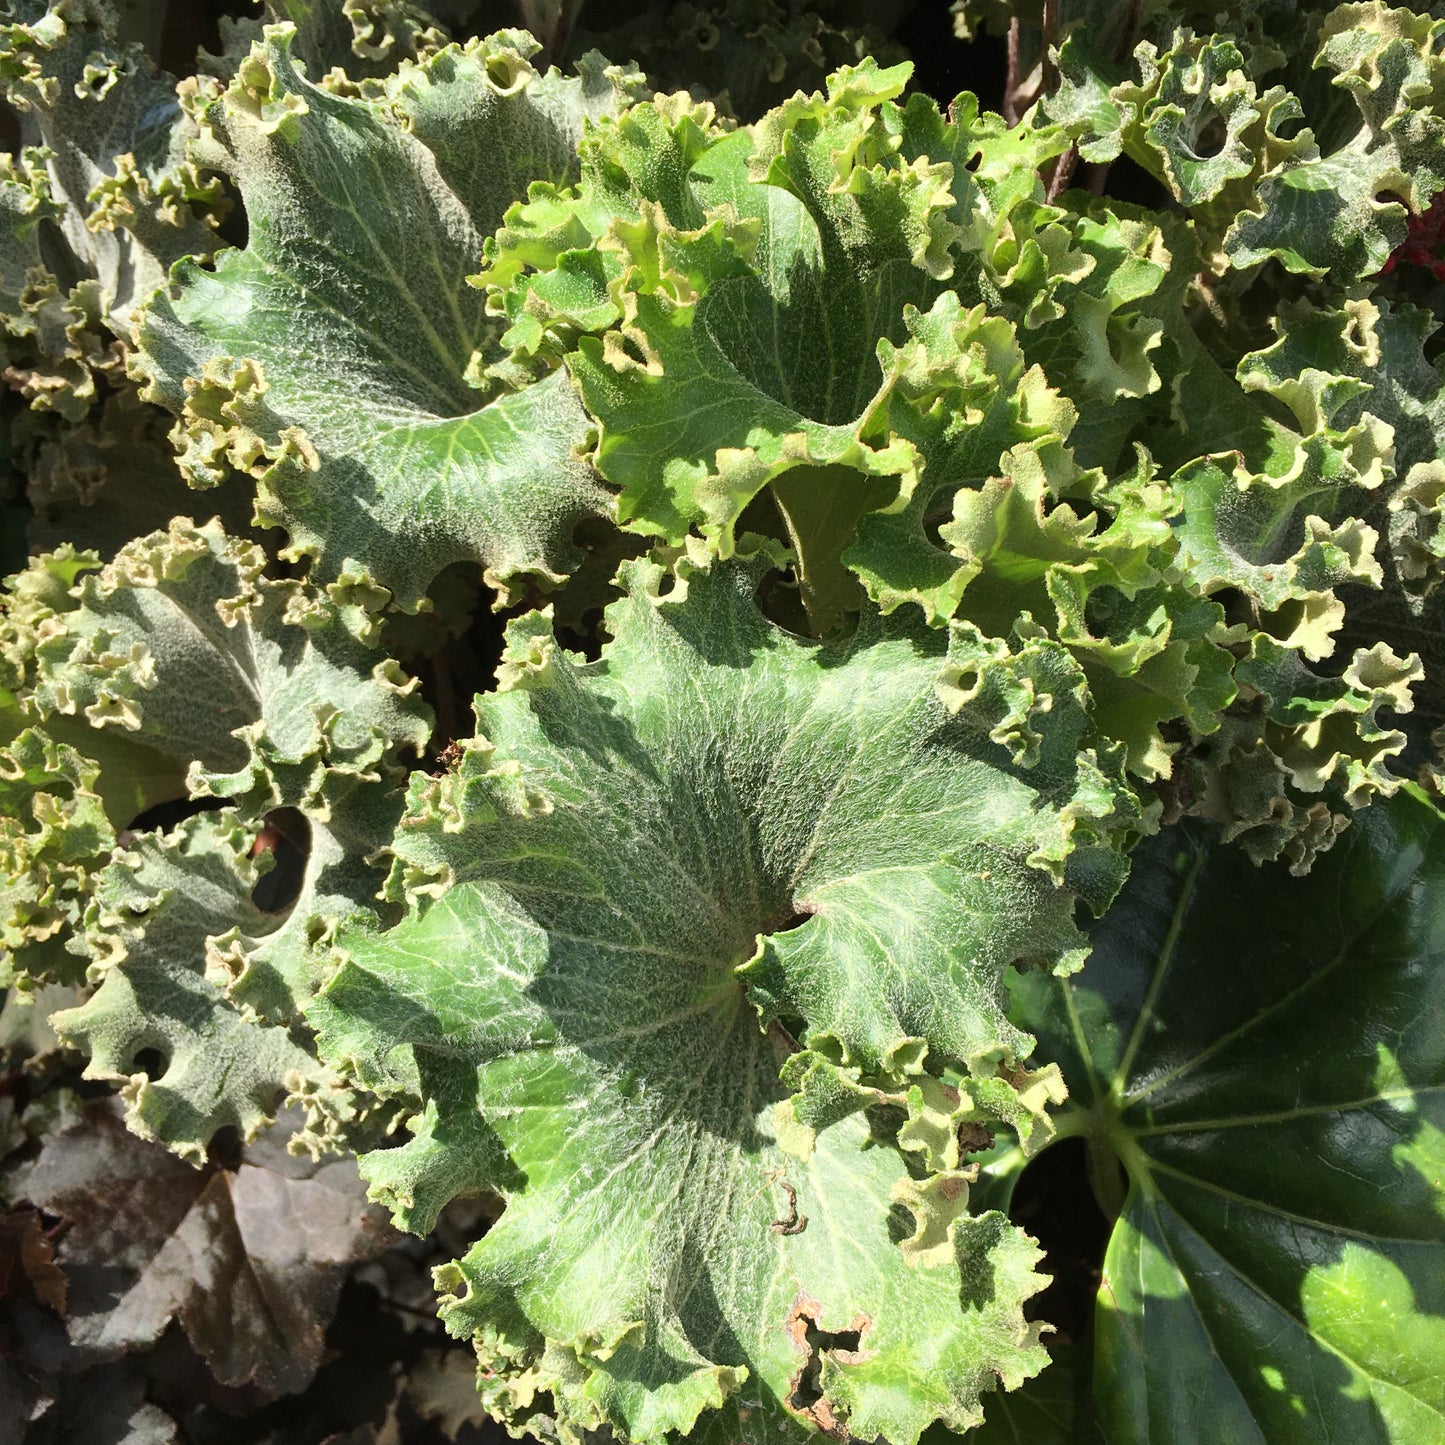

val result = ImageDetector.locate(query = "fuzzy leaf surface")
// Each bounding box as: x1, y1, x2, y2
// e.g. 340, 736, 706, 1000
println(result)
0, 0, 225, 339
5, 519, 428, 1155
481, 68, 1309, 790
307, 555, 1151, 1442
137, 26, 639, 609
1047, 6, 1445, 283
481, 64, 1083, 604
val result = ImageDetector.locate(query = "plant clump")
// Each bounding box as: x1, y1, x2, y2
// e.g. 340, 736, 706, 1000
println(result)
1, 1, 1443, 1441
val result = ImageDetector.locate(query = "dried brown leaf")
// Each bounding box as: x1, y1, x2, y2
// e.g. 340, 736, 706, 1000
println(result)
20, 1097, 392, 1396
0, 1206, 67, 1314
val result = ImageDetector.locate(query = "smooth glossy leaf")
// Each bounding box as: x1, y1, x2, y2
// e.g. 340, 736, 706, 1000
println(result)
1008, 789, 1445, 1443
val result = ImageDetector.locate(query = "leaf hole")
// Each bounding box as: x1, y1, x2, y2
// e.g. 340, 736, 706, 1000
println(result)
551, 516, 642, 663
250, 808, 310, 915
131, 1047, 167, 1081
886, 1201, 914, 1247
920, 482, 955, 549
616, 332, 650, 367
1206, 584, 1251, 630
206, 1124, 244, 1171
1191, 116, 1228, 159
384, 564, 532, 766
786, 1297, 870, 1428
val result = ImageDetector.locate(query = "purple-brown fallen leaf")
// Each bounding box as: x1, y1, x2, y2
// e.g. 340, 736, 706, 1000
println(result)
0, 1207, 73, 1445
20, 1097, 393, 1396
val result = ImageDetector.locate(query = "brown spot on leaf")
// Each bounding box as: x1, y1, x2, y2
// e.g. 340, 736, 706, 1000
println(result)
770, 1178, 808, 1236
785, 1295, 873, 1436
957, 1122, 995, 1156
937, 1174, 968, 1203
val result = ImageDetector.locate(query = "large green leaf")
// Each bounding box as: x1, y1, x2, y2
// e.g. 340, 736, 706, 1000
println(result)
1004, 790, 1445, 1443
19, 517, 430, 858
481, 65, 1284, 786
136, 26, 641, 611
51, 813, 352, 1165
306, 551, 1151, 1443
3, 519, 429, 1157
479, 62, 1088, 601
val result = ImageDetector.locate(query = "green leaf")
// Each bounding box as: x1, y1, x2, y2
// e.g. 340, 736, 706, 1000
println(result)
1, 545, 108, 987
1240, 294, 1445, 750
22, 382, 255, 559
3, 519, 429, 1156
1228, 4, 1445, 280
1047, 6, 1445, 284
1046, 27, 1312, 274
261, 0, 447, 81
951, 1341, 1089, 1444
1149, 286, 1435, 854
1237, 295, 1445, 481
481, 71, 1278, 788
317, 881, 1053, 1445
1010, 199, 1265, 476
1169, 421, 1384, 653
481, 63, 1077, 616
53, 812, 347, 1164
24, 518, 430, 846
136, 26, 641, 611
1007, 790, 1445, 1443
0, 727, 112, 990
306, 552, 1153, 1442
0, 147, 119, 422
556, 69, 946, 563
0, 0, 226, 340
